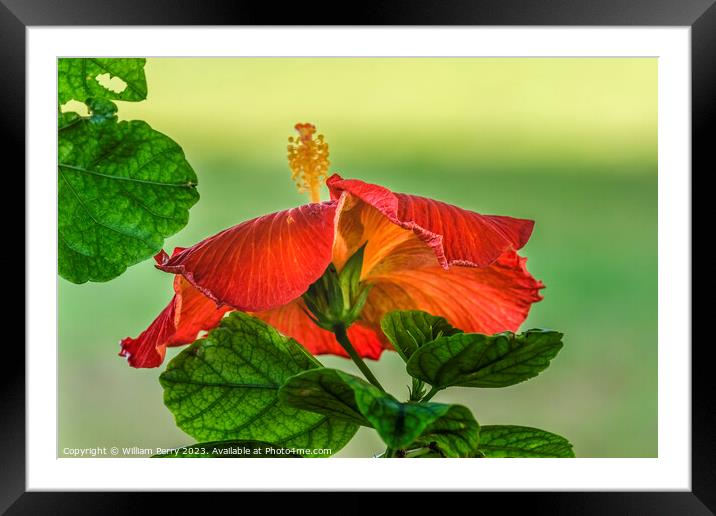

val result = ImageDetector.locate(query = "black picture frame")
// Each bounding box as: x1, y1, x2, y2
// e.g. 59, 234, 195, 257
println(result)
5, 1, 710, 513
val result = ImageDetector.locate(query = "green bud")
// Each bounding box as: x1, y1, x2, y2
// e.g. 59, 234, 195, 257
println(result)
302, 245, 371, 331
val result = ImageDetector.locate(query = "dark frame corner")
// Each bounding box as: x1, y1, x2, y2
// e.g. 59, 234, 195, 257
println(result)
7, 0, 711, 513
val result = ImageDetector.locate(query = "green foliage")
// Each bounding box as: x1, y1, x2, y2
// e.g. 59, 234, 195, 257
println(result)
156, 308, 571, 458
380, 310, 462, 362
280, 367, 479, 457
354, 384, 479, 457
154, 440, 302, 458
279, 368, 370, 426
58, 58, 147, 105
58, 116, 198, 283
406, 329, 563, 389
159, 313, 358, 457
475, 425, 575, 458
58, 57, 198, 283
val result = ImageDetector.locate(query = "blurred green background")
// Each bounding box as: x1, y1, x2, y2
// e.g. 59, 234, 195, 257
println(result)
58, 58, 657, 458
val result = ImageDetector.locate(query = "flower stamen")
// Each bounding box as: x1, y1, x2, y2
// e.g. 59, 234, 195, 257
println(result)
287, 122, 329, 203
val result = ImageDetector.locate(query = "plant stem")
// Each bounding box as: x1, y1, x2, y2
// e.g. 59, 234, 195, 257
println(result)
421, 386, 441, 402
333, 323, 385, 392
382, 447, 396, 458
404, 448, 434, 458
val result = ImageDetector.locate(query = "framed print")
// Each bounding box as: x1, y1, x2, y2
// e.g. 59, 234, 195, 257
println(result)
6, 0, 712, 512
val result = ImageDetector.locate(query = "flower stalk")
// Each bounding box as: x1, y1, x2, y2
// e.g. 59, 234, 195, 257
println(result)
421, 386, 441, 403
333, 323, 385, 392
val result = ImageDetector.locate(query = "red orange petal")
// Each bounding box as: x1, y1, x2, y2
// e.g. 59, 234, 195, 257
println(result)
119, 272, 231, 368
361, 251, 544, 336
328, 174, 534, 270
332, 199, 436, 279
157, 202, 339, 312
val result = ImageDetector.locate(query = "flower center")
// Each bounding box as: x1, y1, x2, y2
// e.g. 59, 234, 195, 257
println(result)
287, 122, 330, 203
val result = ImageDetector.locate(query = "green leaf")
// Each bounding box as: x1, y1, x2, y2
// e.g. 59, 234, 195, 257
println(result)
58, 58, 147, 106
58, 116, 199, 283
278, 368, 370, 426
58, 111, 81, 130
354, 388, 479, 457
159, 312, 358, 457
475, 425, 575, 458
280, 367, 478, 457
380, 310, 462, 362
154, 440, 302, 458
406, 329, 563, 389
412, 404, 481, 458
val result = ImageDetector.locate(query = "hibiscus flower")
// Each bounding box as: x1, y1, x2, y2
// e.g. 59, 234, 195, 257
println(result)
120, 123, 544, 369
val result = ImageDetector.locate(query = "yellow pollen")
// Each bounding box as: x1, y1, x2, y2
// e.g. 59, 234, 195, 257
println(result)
287, 122, 329, 203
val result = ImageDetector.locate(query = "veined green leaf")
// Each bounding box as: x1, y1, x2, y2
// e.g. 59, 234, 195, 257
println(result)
476, 425, 575, 458
380, 310, 462, 362
58, 116, 198, 283
406, 329, 563, 389
278, 368, 370, 426
280, 367, 479, 457
58, 58, 147, 105
412, 404, 481, 458
159, 313, 358, 457
354, 386, 479, 457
